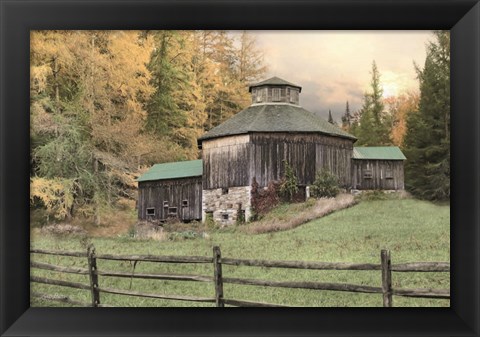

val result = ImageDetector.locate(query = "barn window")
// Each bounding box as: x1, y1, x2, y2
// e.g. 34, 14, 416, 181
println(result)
168, 207, 177, 215
182, 200, 189, 207
364, 169, 373, 179
146, 208, 155, 216
290, 89, 298, 103
256, 88, 264, 102
222, 187, 229, 195
222, 214, 229, 220
385, 169, 394, 179
272, 88, 281, 101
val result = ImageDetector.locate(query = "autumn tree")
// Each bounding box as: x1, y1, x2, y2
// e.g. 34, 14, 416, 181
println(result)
384, 92, 420, 146
204, 31, 266, 129
236, 31, 267, 83
30, 30, 268, 221
403, 31, 450, 200
30, 30, 164, 220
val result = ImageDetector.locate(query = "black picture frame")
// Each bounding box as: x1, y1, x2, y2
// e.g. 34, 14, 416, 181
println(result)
1, 0, 479, 336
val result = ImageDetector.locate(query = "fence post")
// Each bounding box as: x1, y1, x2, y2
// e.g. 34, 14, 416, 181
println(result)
381, 249, 392, 307
213, 246, 224, 307
87, 244, 100, 307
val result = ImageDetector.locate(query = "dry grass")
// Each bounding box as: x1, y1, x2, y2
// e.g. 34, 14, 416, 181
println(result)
133, 222, 168, 241
244, 193, 357, 234
39, 223, 88, 236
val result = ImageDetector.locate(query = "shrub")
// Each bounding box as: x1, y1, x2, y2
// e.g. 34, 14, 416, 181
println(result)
204, 212, 216, 229
236, 203, 246, 225
279, 161, 299, 202
251, 178, 281, 221
310, 169, 340, 198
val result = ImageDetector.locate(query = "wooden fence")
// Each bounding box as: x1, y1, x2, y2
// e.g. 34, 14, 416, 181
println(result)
30, 245, 450, 307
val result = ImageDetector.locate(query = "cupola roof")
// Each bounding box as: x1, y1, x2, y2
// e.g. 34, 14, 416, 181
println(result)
249, 76, 302, 92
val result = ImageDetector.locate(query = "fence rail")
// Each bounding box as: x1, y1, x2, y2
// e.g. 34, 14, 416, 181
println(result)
31, 245, 450, 307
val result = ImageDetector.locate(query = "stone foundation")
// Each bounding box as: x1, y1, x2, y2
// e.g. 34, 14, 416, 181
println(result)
202, 186, 252, 226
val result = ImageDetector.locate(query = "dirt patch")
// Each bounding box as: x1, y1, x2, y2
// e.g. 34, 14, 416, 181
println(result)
244, 193, 357, 234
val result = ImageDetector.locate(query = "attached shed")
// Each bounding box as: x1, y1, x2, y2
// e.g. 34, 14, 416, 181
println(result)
137, 160, 203, 223
351, 147, 406, 190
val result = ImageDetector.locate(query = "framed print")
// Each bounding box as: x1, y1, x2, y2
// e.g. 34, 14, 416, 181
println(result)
1, 0, 479, 336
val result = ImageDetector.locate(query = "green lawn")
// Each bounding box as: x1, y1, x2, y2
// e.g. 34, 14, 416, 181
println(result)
30, 198, 450, 307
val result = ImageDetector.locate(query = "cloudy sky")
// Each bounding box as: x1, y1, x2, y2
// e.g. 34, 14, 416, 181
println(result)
243, 31, 432, 122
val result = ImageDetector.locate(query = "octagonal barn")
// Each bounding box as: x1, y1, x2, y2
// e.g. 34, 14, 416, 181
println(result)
198, 77, 357, 225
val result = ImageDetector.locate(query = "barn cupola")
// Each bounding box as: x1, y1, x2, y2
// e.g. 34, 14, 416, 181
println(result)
249, 76, 302, 105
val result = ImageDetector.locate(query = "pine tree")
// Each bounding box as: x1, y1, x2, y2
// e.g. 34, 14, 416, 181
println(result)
352, 61, 392, 145
403, 31, 450, 200
341, 101, 352, 131
30, 30, 168, 220
328, 110, 334, 124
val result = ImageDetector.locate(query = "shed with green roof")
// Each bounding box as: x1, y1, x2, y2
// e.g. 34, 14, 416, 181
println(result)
137, 160, 203, 222
352, 146, 406, 190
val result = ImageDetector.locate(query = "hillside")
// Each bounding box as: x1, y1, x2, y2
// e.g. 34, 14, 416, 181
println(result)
31, 198, 450, 307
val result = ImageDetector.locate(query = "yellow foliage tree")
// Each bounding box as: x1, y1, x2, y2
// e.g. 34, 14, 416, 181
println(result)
384, 91, 420, 146
30, 177, 77, 220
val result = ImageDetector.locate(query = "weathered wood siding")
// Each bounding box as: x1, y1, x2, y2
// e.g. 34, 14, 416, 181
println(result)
138, 177, 202, 221
249, 133, 354, 187
202, 135, 250, 189
202, 133, 354, 190
352, 160, 405, 190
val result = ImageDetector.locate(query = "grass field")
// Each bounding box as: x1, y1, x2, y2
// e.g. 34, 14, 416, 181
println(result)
30, 197, 450, 307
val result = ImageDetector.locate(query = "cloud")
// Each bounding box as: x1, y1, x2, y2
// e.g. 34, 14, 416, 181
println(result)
249, 30, 431, 117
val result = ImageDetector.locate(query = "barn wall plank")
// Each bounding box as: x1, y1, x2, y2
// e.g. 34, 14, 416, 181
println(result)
352, 160, 404, 190
138, 177, 202, 221
250, 133, 354, 187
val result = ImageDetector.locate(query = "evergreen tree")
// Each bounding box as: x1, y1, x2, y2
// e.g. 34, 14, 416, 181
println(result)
30, 30, 177, 221
352, 61, 392, 145
30, 30, 268, 221
341, 101, 352, 131
328, 110, 334, 124
403, 31, 450, 200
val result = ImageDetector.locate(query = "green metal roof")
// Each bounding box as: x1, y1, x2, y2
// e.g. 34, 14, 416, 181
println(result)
198, 104, 356, 142
249, 76, 302, 92
353, 147, 406, 160
136, 159, 203, 182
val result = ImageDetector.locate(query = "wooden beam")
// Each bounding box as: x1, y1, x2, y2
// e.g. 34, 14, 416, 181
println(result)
223, 298, 289, 307
221, 257, 381, 271
30, 275, 90, 291
381, 249, 393, 307
97, 286, 216, 303
97, 270, 213, 283
31, 261, 89, 275
392, 288, 450, 299
223, 277, 382, 294
95, 253, 213, 264
391, 262, 450, 272
213, 246, 224, 307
